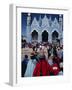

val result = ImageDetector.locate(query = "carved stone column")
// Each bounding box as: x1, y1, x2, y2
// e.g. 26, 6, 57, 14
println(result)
38, 32, 42, 43
48, 33, 52, 43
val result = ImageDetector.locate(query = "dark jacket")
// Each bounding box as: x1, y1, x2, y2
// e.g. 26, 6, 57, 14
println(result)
21, 58, 29, 77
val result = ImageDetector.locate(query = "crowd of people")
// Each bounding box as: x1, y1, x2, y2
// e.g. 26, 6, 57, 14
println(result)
21, 41, 63, 77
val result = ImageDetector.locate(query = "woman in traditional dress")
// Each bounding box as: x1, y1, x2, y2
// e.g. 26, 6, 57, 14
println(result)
33, 51, 52, 76
24, 53, 37, 77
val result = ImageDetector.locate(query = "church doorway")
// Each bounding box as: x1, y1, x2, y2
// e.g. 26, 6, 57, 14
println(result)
42, 31, 48, 42
31, 30, 38, 42
52, 31, 59, 44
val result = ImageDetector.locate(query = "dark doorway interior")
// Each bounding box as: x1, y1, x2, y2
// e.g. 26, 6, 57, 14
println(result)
42, 31, 48, 42
32, 30, 38, 41
52, 31, 59, 40
52, 31, 59, 44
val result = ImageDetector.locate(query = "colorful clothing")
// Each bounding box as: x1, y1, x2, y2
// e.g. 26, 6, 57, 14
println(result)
33, 59, 52, 76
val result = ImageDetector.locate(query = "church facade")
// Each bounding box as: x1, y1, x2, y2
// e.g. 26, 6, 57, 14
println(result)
23, 13, 63, 44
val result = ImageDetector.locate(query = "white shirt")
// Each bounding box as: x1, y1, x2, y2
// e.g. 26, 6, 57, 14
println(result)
48, 59, 53, 66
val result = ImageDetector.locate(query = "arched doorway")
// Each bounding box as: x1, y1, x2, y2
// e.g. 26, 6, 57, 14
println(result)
42, 31, 48, 42
52, 31, 59, 44
31, 30, 38, 42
